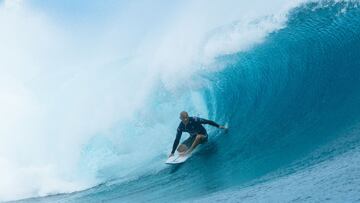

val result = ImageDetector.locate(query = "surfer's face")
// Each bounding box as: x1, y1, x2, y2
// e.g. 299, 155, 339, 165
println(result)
180, 113, 189, 125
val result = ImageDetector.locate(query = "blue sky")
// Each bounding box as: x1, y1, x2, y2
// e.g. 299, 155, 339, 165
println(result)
26, 0, 184, 26
28, 0, 129, 21
22, 0, 187, 50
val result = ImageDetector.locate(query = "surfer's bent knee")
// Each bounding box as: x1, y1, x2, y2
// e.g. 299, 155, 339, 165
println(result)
196, 134, 205, 140
177, 144, 187, 152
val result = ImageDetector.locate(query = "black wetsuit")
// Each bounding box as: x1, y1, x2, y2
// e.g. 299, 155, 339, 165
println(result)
171, 117, 220, 154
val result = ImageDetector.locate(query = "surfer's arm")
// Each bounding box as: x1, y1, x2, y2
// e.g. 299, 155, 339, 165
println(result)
197, 117, 227, 129
197, 117, 221, 128
171, 128, 182, 154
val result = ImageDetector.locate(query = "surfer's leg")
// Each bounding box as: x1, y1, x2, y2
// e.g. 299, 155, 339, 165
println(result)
187, 134, 206, 154
177, 144, 188, 153
178, 136, 195, 154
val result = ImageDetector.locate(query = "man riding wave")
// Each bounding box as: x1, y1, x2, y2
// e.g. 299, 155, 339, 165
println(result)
169, 111, 227, 157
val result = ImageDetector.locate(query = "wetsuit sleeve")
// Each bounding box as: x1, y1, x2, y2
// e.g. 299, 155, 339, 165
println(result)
197, 117, 220, 128
171, 126, 182, 154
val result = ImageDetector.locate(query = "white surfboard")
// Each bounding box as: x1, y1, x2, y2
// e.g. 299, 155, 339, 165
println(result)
165, 154, 191, 164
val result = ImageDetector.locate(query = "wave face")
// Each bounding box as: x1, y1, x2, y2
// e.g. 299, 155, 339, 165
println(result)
16, 1, 360, 202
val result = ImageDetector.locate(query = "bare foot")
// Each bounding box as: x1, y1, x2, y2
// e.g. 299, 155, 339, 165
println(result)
179, 151, 189, 156
182, 150, 193, 156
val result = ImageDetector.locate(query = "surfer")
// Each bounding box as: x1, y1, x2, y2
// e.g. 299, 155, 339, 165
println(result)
169, 111, 227, 157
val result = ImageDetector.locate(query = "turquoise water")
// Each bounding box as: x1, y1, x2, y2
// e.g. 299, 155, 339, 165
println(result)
15, 1, 360, 202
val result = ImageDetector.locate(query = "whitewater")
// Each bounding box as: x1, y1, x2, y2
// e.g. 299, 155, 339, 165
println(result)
1, 0, 360, 202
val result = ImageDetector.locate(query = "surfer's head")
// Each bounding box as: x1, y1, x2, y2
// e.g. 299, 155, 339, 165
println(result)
180, 111, 189, 125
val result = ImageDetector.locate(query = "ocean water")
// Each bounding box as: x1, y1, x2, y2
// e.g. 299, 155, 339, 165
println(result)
4, 0, 360, 202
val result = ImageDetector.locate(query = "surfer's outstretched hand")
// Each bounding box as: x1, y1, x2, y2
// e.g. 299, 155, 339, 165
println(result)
219, 125, 229, 133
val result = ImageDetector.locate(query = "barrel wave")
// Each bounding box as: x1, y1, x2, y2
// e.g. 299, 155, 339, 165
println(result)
16, 1, 360, 202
